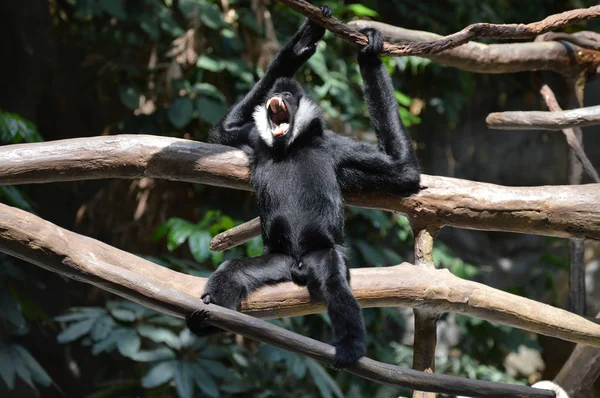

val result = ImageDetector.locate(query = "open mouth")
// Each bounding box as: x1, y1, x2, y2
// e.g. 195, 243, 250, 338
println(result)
267, 97, 290, 137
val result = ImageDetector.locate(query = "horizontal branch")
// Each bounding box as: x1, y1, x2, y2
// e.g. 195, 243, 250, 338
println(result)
0, 203, 557, 397
0, 135, 598, 241
279, 0, 600, 62
486, 104, 600, 130
1, 202, 599, 350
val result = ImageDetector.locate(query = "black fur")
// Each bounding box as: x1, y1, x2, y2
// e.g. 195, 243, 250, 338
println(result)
187, 15, 420, 369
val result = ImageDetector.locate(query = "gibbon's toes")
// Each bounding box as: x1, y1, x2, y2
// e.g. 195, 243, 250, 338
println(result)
201, 293, 212, 304
333, 338, 366, 369
185, 310, 222, 337
360, 28, 384, 55
320, 6, 332, 17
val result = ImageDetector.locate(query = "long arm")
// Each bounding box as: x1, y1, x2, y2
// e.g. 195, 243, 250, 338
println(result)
209, 7, 331, 150
336, 29, 420, 196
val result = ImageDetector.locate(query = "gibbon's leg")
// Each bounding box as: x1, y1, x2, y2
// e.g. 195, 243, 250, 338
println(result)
298, 247, 366, 368
186, 254, 294, 336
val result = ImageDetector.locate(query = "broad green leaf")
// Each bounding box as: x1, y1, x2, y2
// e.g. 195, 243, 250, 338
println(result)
196, 55, 223, 72
188, 230, 212, 263
13, 345, 52, 387
246, 237, 263, 257
192, 83, 225, 102
174, 362, 194, 398
195, 97, 226, 125
11, 349, 33, 388
54, 310, 101, 322
116, 329, 141, 358
92, 334, 118, 355
306, 359, 344, 398
196, 2, 224, 30
199, 359, 229, 379
192, 364, 220, 398
354, 240, 387, 267
57, 318, 96, 343
167, 219, 196, 251
347, 4, 378, 17
91, 317, 115, 341
131, 347, 176, 362
168, 96, 194, 129
142, 361, 177, 388
0, 289, 26, 330
139, 15, 159, 39
219, 378, 254, 393
110, 308, 136, 322
119, 84, 139, 110
137, 325, 181, 349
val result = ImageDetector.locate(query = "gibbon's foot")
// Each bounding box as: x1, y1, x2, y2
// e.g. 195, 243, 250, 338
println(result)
320, 6, 332, 18
359, 28, 384, 56
185, 309, 222, 337
333, 337, 366, 369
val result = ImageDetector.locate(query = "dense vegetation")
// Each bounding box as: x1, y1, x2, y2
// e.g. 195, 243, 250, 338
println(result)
0, 1, 592, 397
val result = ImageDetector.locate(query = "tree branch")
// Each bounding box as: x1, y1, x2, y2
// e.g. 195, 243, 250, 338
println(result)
539, 84, 600, 183
486, 104, 600, 130
0, 204, 557, 397
1, 202, 600, 350
0, 135, 598, 241
278, 0, 600, 59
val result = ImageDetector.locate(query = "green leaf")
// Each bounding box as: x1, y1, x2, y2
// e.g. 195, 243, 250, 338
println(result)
131, 347, 176, 362
195, 97, 227, 125
168, 96, 194, 129
116, 329, 141, 358
196, 2, 224, 30
0, 109, 41, 143
192, 364, 220, 397
188, 230, 212, 263
11, 348, 33, 388
196, 55, 223, 72
306, 359, 344, 398
0, 347, 16, 389
13, 345, 52, 387
167, 219, 196, 251
347, 4, 378, 17
54, 309, 102, 322
57, 318, 96, 343
219, 378, 253, 393
354, 240, 387, 266
137, 325, 181, 349
91, 317, 115, 341
142, 361, 177, 388
100, 0, 126, 19
0, 289, 26, 330
139, 15, 159, 39
246, 236, 263, 257
198, 359, 229, 379
0, 186, 34, 212
119, 84, 139, 110
175, 362, 194, 398
110, 308, 136, 322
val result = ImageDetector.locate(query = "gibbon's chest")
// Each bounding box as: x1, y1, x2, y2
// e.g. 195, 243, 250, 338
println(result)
251, 149, 340, 203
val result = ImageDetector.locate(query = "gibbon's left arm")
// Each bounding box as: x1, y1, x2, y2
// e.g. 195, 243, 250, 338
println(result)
208, 7, 331, 152
334, 28, 420, 197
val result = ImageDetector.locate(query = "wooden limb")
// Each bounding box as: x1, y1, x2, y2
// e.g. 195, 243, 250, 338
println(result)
540, 85, 600, 183
3, 136, 597, 241
278, 0, 600, 59
348, 21, 599, 77
554, 313, 600, 397
210, 217, 260, 251
411, 224, 442, 398
536, 31, 600, 51
0, 205, 559, 397
486, 104, 600, 130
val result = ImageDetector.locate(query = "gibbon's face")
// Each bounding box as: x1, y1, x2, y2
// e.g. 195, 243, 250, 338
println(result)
253, 78, 320, 147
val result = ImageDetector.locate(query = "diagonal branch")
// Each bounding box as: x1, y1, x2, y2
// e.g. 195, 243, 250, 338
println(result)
278, 0, 600, 58
0, 135, 598, 241
1, 202, 600, 349
539, 84, 600, 183
0, 203, 556, 397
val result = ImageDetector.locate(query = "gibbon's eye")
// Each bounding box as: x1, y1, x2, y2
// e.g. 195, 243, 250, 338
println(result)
283, 92, 292, 98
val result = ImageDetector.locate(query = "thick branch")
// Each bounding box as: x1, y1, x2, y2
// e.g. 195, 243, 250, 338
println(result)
540, 84, 600, 183
0, 204, 555, 397
0, 136, 598, 241
486, 104, 600, 130
1, 202, 600, 350
349, 21, 598, 76
279, 0, 600, 60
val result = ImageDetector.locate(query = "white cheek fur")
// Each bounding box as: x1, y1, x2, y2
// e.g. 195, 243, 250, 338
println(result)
292, 97, 321, 141
253, 105, 273, 146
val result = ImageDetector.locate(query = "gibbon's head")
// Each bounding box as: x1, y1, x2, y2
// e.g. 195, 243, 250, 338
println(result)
253, 78, 322, 147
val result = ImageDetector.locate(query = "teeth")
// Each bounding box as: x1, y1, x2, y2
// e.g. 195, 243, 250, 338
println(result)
272, 123, 289, 137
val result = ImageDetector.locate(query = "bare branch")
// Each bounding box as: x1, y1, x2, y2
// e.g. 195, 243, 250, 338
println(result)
539, 84, 600, 183
0, 136, 598, 242
1, 202, 600, 351
486, 105, 600, 130
210, 217, 261, 251
278, 0, 600, 59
